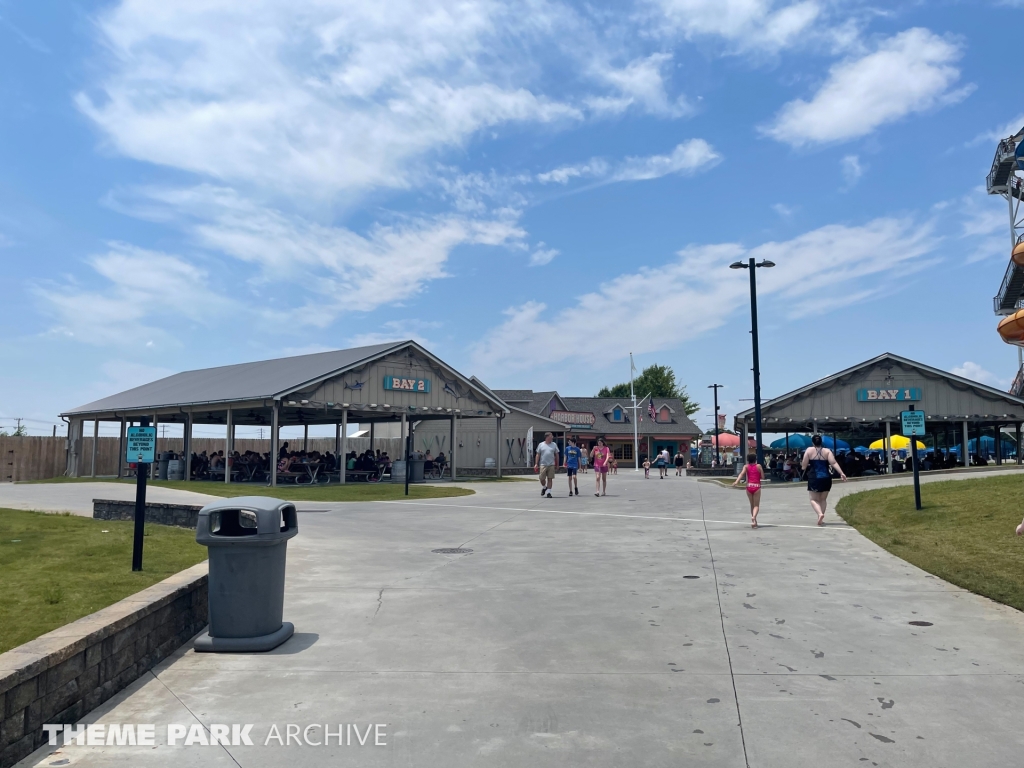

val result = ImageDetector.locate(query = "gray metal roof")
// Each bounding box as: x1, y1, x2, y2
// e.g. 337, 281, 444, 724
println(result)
63, 342, 405, 416
734, 352, 1024, 423
561, 397, 702, 436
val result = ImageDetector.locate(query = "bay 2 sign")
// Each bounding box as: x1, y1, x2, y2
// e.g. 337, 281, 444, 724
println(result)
856, 387, 921, 402
383, 376, 431, 393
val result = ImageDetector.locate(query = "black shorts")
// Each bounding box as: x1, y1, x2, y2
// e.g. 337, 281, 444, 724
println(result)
566, 467, 577, 476
807, 477, 832, 493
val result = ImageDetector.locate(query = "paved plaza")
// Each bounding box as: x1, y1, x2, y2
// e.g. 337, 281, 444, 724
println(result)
12, 473, 1024, 767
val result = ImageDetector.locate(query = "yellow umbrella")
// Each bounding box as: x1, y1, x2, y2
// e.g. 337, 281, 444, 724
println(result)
868, 436, 925, 450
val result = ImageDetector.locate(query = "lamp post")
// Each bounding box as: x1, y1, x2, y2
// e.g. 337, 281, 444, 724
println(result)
730, 257, 775, 466
708, 384, 723, 466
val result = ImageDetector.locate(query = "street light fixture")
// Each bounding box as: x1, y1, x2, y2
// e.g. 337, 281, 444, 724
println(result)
730, 257, 776, 465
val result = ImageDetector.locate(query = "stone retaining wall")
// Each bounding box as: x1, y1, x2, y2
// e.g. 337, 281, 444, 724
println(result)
0, 563, 208, 767
93, 499, 204, 529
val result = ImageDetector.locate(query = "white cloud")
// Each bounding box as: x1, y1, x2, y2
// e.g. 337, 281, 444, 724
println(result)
537, 140, 719, 186
587, 53, 692, 117
127, 185, 525, 321
347, 320, 441, 348
763, 28, 971, 146
537, 159, 611, 185
840, 154, 863, 189
967, 114, 1024, 147
75, 1, 607, 199
772, 203, 796, 217
951, 362, 1003, 387
648, 0, 821, 52
471, 217, 936, 373
529, 244, 559, 266
955, 186, 1009, 264
35, 244, 233, 346
612, 140, 720, 181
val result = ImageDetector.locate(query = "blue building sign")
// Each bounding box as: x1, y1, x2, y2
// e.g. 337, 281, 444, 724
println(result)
856, 387, 921, 402
383, 376, 431, 393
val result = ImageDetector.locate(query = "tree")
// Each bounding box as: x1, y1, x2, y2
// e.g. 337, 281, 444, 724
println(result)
597, 364, 700, 415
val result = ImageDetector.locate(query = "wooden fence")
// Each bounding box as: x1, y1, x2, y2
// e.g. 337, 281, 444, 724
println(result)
0, 436, 406, 482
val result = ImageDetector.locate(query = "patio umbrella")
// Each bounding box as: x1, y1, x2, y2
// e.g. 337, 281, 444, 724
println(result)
769, 434, 851, 452
868, 436, 925, 451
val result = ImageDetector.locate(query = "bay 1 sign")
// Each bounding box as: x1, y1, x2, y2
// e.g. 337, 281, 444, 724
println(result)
856, 387, 921, 402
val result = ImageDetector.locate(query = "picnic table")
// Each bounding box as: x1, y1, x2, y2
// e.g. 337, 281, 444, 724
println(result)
275, 462, 326, 485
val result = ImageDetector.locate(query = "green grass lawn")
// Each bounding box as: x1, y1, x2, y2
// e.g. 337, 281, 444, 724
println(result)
27, 476, 476, 501
836, 475, 1024, 612
0, 509, 208, 653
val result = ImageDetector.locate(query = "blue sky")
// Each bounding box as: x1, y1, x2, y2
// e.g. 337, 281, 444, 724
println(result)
1, 0, 1021, 439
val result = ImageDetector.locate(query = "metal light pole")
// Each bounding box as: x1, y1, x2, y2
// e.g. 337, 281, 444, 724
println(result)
730, 258, 775, 466
630, 353, 639, 470
708, 384, 723, 466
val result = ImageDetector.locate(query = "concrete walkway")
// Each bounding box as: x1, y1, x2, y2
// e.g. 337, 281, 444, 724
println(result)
15, 473, 1024, 767
0, 482, 222, 516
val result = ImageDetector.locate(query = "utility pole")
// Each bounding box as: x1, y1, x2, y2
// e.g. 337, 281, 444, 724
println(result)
630, 353, 639, 470
708, 385, 723, 466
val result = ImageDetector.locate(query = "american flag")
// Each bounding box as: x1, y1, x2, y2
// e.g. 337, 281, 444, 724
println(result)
647, 397, 656, 420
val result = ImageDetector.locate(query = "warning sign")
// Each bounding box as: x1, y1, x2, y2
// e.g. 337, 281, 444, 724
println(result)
126, 426, 156, 464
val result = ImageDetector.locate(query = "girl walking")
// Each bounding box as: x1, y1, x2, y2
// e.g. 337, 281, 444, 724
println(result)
732, 453, 763, 528
591, 437, 611, 496
800, 434, 847, 526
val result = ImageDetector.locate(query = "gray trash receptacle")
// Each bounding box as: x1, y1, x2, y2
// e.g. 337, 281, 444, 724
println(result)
193, 496, 298, 652
158, 451, 173, 480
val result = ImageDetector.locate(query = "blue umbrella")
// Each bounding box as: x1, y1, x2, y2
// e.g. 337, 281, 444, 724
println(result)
769, 434, 850, 452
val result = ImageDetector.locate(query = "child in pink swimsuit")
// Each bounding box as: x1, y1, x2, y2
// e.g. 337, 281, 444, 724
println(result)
731, 452, 763, 528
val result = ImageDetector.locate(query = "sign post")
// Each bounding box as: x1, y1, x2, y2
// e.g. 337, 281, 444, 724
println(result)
901, 406, 925, 510
126, 419, 156, 571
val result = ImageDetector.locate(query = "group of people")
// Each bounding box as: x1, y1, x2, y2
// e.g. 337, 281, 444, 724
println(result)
735, 434, 847, 528
642, 448, 687, 478
534, 432, 613, 497
190, 449, 274, 480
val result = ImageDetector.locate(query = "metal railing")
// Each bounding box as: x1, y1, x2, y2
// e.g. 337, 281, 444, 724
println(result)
1012, 365, 1024, 397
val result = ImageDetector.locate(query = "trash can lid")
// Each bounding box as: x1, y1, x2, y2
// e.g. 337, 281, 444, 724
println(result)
196, 496, 298, 545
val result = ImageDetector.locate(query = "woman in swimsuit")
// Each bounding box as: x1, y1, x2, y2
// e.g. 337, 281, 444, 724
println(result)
800, 434, 847, 526
591, 437, 611, 496
732, 452, 763, 528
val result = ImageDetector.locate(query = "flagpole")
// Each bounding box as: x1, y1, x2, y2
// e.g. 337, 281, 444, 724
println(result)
630, 353, 639, 470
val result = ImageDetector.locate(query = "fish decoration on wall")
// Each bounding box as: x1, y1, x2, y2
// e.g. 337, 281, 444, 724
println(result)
443, 381, 462, 400
344, 380, 365, 390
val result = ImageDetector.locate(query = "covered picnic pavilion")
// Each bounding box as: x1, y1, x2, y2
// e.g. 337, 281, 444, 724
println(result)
60, 341, 510, 484
733, 352, 1024, 473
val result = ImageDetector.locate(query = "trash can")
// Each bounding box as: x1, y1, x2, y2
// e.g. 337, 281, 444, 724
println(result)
167, 459, 184, 481
390, 460, 406, 483
158, 451, 174, 480
193, 496, 298, 652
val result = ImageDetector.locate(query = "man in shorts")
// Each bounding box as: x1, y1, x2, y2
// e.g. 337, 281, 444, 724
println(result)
580, 446, 589, 474
564, 436, 582, 496
534, 431, 560, 498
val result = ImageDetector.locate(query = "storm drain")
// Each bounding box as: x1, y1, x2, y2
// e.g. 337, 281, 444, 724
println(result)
683, 575, 700, 579
432, 548, 473, 555
908, 620, 933, 627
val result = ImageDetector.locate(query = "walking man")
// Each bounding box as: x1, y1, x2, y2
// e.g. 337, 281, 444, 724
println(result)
564, 436, 581, 496
534, 431, 560, 498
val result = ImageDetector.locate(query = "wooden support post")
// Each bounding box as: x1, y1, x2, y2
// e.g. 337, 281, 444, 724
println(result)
117, 417, 126, 479
271, 402, 280, 486
90, 419, 99, 477
340, 410, 348, 484
885, 421, 892, 474
225, 408, 233, 484
450, 415, 458, 481
184, 412, 192, 482
496, 416, 502, 479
